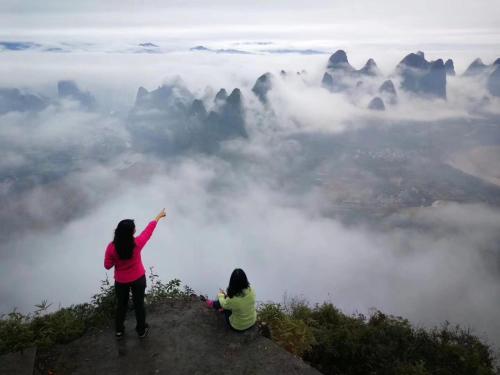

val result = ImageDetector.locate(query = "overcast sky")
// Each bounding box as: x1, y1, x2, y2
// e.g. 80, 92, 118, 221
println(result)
1, 0, 499, 45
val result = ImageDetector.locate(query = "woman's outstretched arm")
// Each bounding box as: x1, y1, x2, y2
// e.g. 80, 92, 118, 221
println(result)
135, 209, 167, 250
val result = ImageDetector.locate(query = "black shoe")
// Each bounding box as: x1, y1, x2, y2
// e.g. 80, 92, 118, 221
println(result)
115, 331, 124, 340
138, 325, 150, 339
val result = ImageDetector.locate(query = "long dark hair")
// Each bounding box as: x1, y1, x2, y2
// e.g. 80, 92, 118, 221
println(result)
227, 268, 250, 298
113, 219, 136, 260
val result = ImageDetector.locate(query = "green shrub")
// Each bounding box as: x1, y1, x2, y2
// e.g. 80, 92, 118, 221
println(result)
146, 267, 193, 304
88, 275, 116, 325
30, 308, 86, 349
0, 311, 34, 353
258, 301, 497, 375
394, 361, 430, 375
0, 270, 191, 355
257, 302, 316, 356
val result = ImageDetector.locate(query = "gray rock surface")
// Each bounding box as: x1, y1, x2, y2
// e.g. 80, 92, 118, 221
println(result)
327, 50, 355, 73
189, 99, 207, 118
57, 80, 96, 110
0, 88, 47, 114
421, 59, 447, 99
132, 83, 193, 113
216, 88, 247, 138
252, 73, 274, 104
379, 80, 398, 105
0, 346, 37, 375
321, 71, 349, 92
48, 299, 319, 375
487, 65, 500, 97
396, 53, 447, 98
128, 82, 247, 154
323, 51, 381, 93
321, 72, 333, 89
444, 59, 456, 76
135, 86, 149, 105
398, 52, 430, 70
463, 58, 489, 76
214, 88, 228, 103
358, 58, 380, 76
379, 80, 396, 95
368, 97, 386, 111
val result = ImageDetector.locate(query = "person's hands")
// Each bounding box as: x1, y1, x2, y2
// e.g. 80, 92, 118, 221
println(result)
155, 208, 167, 222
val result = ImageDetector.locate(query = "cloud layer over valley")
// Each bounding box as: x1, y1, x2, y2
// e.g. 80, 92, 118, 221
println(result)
1, 6, 500, 352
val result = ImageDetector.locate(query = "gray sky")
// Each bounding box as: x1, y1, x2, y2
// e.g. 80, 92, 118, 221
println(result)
1, 0, 499, 44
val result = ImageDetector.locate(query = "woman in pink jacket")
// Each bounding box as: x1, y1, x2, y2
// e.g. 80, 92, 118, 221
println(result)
104, 209, 166, 339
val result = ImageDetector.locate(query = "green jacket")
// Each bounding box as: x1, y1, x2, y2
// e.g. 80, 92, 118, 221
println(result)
218, 287, 256, 331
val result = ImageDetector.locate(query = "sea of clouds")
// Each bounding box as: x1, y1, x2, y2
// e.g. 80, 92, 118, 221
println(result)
0, 34, 500, 354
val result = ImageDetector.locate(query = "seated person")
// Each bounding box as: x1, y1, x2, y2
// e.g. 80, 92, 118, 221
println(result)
204, 268, 256, 331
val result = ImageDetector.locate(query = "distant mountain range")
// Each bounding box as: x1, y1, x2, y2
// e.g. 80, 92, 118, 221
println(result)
321, 50, 499, 108
0, 50, 499, 146
2, 49, 500, 221
190, 45, 327, 55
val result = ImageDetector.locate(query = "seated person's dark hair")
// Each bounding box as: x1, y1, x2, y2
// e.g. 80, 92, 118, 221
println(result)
227, 268, 250, 298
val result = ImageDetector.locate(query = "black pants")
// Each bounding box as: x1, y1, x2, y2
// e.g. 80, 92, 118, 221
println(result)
212, 300, 232, 327
115, 274, 146, 334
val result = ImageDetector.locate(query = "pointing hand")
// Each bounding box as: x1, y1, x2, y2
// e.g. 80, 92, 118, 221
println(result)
155, 208, 167, 222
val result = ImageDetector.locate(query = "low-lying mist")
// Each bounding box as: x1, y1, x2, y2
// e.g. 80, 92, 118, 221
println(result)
1, 48, 500, 350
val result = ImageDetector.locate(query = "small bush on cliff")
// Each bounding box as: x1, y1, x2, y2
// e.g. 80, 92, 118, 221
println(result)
258, 302, 315, 356
146, 267, 194, 304
0, 311, 34, 353
0, 268, 190, 354
257, 301, 498, 375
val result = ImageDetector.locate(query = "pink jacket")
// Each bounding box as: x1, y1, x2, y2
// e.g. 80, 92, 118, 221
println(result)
104, 220, 157, 283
